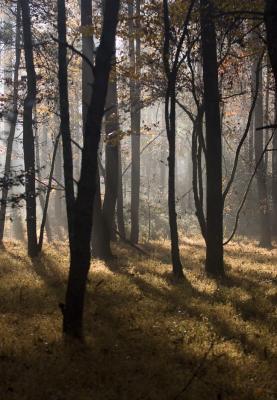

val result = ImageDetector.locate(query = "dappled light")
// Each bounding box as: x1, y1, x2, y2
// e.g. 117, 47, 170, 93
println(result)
0, 241, 276, 399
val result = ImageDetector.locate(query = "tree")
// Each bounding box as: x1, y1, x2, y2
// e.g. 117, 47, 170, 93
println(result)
0, 2, 21, 244
20, 0, 38, 257
265, 0, 277, 236
253, 53, 271, 248
129, 0, 141, 244
62, 0, 120, 338
89, 0, 114, 260
200, 0, 224, 277
162, 0, 195, 280
57, 0, 75, 247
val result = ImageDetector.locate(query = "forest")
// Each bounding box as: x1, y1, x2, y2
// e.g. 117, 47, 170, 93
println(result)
0, 0, 276, 399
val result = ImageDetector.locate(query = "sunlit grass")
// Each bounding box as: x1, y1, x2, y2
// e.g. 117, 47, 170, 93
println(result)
0, 238, 276, 400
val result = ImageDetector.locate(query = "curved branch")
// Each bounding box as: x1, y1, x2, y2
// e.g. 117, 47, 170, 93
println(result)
223, 51, 264, 203
224, 130, 275, 246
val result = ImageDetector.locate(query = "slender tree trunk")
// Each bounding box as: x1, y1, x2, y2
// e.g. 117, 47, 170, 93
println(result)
129, 0, 141, 244
63, 0, 120, 338
117, 144, 126, 239
54, 139, 64, 233
248, 62, 256, 167
81, 0, 93, 126
165, 84, 184, 280
34, 108, 52, 245
192, 112, 206, 241
20, 0, 38, 257
254, 59, 271, 248
57, 0, 75, 245
38, 133, 61, 251
200, 0, 224, 277
162, 0, 185, 280
0, 3, 21, 244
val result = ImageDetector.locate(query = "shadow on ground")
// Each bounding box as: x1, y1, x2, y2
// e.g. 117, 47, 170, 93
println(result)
0, 240, 276, 400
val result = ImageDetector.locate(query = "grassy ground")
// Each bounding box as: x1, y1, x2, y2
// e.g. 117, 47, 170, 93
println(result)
0, 238, 276, 400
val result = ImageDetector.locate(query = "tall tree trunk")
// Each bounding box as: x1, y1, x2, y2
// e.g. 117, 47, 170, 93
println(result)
200, 0, 224, 277
248, 62, 256, 167
162, 0, 185, 280
129, 0, 141, 244
81, 0, 93, 126
254, 59, 271, 248
34, 108, 52, 245
63, 0, 120, 338
165, 84, 184, 280
0, 3, 21, 244
54, 139, 64, 234
20, 0, 38, 257
265, 0, 277, 236
57, 0, 75, 245
117, 144, 126, 239
272, 98, 277, 236
81, 0, 113, 259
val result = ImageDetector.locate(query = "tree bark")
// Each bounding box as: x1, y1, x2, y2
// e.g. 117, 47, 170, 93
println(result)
0, 3, 21, 244
254, 58, 271, 248
129, 0, 141, 244
57, 0, 75, 246
200, 0, 224, 277
264, 0, 277, 237
38, 133, 61, 251
63, 0, 120, 338
117, 143, 126, 239
20, 0, 38, 257
34, 107, 52, 245
162, 0, 185, 280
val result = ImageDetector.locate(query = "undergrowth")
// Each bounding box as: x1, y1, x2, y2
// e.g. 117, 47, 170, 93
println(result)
0, 238, 276, 400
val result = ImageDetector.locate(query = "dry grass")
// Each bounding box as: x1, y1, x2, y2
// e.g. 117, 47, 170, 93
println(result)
0, 238, 276, 400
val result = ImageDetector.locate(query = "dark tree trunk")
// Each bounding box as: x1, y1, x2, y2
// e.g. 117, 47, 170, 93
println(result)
57, 0, 75, 245
265, 0, 277, 236
81, 0, 93, 126
272, 99, 277, 236
129, 0, 141, 244
165, 85, 184, 280
81, 0, 113, 259
200, 0, 224, 277
162, 0, 185, 280
20, 0, 38, 257
192, 112, 206, 241
166, 96, 184, 279
254, 61, 271, 248
0, 3, 21, 244
63, 0, 120, 338
265, 0, 277, 90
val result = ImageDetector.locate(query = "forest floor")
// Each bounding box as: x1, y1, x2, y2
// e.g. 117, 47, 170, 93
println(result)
0, 238, 276, 400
